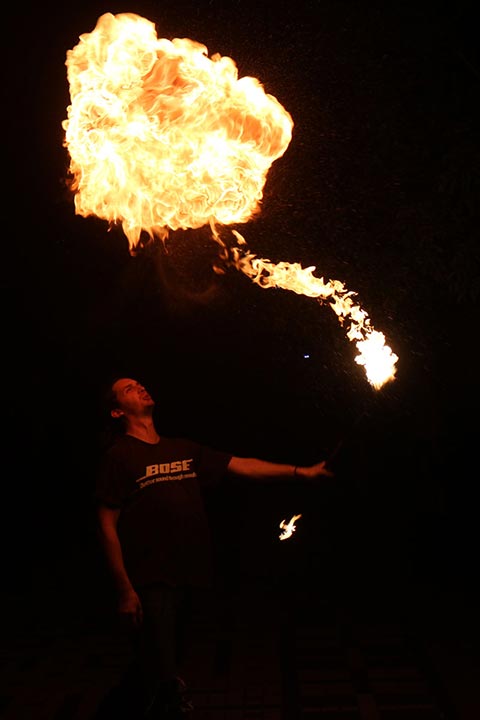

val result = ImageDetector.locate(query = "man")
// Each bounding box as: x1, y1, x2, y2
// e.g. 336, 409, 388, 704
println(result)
95, 376, 334, 719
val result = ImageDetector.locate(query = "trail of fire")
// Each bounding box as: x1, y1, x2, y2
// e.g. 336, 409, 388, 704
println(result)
62, 12, 398, 391
223, 229, 398, 390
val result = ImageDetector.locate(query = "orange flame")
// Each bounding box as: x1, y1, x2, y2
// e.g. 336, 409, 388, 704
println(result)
226, 230, 398, 389
62, 12, 293, 251
62, 12, 398, 389
279, 514, 302, 541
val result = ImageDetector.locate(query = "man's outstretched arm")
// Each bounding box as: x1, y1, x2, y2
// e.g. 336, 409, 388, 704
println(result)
227, 457, 334, 482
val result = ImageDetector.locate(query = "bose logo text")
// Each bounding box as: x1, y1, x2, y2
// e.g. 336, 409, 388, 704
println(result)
146, 459, 193, 477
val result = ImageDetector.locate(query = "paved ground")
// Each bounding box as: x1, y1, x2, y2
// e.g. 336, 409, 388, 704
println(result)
1, 567, 480, 720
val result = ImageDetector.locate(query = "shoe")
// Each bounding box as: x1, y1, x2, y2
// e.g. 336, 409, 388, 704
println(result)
173, 676, 194, 713
145, 677, 194, 718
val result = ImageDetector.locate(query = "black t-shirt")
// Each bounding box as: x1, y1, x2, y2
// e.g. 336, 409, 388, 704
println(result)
95, 434, 232, 589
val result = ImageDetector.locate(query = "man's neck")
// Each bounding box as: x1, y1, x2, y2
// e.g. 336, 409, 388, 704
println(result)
125, 416, 160, 444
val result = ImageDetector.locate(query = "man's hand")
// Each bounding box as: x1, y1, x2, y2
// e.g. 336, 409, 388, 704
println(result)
118, 587, 143, 628
297, 460, 334, 482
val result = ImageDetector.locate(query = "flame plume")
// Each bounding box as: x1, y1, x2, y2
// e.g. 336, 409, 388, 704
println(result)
62, 12, 398, 389
226, 231, 398, 389
62, 12, 293, 250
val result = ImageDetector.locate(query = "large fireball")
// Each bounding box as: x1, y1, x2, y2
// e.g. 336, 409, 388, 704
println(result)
62, 12, 293, 251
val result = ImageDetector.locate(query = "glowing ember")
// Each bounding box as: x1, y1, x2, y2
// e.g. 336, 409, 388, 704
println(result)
62, 12, 398, 389
279, 514, 302, 541
62, 12, 293, 250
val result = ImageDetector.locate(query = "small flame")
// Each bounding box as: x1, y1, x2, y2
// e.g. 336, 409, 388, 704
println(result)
62, 12, 293, 251
279, 514, 302, 541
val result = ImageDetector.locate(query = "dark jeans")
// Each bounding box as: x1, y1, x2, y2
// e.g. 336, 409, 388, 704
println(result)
95, 583, 190, 718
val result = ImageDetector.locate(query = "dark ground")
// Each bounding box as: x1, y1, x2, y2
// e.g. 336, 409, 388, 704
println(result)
2, 2, 480, 717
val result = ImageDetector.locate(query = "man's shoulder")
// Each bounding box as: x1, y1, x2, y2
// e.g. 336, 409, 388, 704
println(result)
103, 433, 199, 457
100, 433, 137, 462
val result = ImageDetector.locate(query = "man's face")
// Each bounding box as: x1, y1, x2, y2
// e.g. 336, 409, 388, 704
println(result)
111, 378, 155, 418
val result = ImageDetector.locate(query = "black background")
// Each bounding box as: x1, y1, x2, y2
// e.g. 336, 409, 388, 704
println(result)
3, 1, 479, 601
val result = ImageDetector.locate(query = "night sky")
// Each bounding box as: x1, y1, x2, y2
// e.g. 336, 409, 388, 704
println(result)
3, 2, 479, 597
